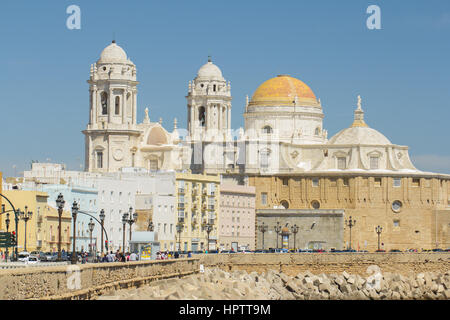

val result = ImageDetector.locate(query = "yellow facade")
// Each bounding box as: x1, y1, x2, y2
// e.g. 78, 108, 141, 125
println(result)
175, 172, 220, 252
1, 190, 72, 253
250, 175, 450, 251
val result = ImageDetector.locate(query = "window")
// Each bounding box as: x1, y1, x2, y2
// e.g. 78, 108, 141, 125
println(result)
149, 159, 158, 171
392, 200, 402, 212
101, 92, 108, 115
282, 178, 288, 186
337, 157, 346, 170
115, 96, 120, 115
96, 151, 103, 169
262, 126, 273, 134
374, 178, 382, 187
343, 178, 349, 186
412, 178, 420, 187
312, 178, 319, 187
311, 200, 320, 210
315, 127, 321, 136
199, 106, 206, 127
370, 156, 379, 170
261, 193, 268, 205
280, 200, 289, 209
260, 150, 270, 168
329, 178, 337, 187
393, 220, 400, 227
393, 178, 401, 187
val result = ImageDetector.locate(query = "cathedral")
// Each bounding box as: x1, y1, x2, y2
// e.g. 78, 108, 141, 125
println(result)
83, 41, 450, 251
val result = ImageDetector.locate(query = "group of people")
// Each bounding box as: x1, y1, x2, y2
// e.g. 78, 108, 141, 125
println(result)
100, 250, 139, 262
156, 250, 193, 260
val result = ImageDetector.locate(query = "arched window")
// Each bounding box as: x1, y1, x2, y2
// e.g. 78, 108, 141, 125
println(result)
115, 96, 120, 115
262, 126, 273, 134
96, 151, 103, 169
315, 127, 321, 136
280, 200, 289, 209
199, 107, 206, 127
101, 92, 108, 115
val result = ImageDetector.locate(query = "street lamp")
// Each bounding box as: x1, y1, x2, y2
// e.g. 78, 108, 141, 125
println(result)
71, 201, 79, 265
258, 222, 268, 250
204, 223, 213, 252
274, 222, 282, 249
375, 225, 383, 251
55, 193, 65, 261
19, 206, 33, 252
5, 209, 10, 262
122, 212, 128, 254
88, 218, 95, 258
176, 222, 184, 252
345, 216, 356, 250
291, 224, 299, 252
127, 207, 138, 253
99, 209, 105, 255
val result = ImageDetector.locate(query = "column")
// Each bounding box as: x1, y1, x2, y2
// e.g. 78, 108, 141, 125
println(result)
132, 90, 137, 125
92, 88, 97, 125
190, 104, 195, 135
122, 90, 127, 124
218, 105, 221, 132
227, 105, 231, 131
108, 88, 113, 123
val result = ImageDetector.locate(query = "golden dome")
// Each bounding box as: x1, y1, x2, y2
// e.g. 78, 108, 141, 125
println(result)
249, 75, 318, 107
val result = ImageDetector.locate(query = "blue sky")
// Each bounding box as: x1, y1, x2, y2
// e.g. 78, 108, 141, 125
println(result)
1, 0, 450, 176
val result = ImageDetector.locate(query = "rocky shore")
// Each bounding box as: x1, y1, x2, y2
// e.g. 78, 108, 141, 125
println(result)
97, 267, 450, 300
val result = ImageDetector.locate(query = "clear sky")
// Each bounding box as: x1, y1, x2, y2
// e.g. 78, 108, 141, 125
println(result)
1, 0, 449, 176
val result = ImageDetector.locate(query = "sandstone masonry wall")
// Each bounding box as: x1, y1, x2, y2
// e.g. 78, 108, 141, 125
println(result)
0, 258, 199, 300
198, 253, 450, 276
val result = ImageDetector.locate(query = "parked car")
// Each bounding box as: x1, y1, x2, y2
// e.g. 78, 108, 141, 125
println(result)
26, 256, 40, 264
432, 248, 445, 252
17, 251, 30, 262
375, 249, 386, 252
45, 252, 57, 262
30, 251, 46, 261
389, 249, 402, 252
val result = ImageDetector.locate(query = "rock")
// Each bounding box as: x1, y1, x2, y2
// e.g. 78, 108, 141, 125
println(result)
342, 271, 350, 280
443, 289, 450, 299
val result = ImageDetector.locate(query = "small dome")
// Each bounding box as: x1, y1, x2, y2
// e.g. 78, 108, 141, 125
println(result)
196, 59, 224, 80
98, 41, 128, 64
328, 126, 391, 145
147, 126, 168, 145
250, 75, 318, 107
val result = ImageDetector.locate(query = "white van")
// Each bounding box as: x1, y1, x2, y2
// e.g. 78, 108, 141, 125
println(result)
17, 251, 30, 262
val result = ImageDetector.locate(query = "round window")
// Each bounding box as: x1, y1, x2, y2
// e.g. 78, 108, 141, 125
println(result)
280, 200, 289, 209
392, 200, 402, 212
311, 200, 320, 210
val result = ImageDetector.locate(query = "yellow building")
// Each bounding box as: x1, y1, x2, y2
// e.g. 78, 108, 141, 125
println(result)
175, 172, 220, 252
1, 190, 72, 253
250, 175, 450, 251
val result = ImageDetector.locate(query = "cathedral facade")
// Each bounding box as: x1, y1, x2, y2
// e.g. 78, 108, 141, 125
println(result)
83, 41, 450, 251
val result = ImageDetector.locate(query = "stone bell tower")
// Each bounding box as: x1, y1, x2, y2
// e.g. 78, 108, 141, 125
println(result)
83, 41, 141, 173
186, 57, 232, 141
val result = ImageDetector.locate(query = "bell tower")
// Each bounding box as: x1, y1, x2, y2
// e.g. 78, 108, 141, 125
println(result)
83, 41, 141, 173
187, 57, 232, 141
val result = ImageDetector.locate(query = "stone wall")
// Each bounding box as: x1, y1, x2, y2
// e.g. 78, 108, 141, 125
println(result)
0, 258, 199, 300
198, 253, 450, 276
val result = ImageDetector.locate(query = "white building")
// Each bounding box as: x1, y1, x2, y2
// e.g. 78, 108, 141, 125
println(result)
80, 41, 421, 178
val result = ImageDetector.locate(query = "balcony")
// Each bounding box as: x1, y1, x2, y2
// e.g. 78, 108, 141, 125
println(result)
208, 205, 215, 211
177, 203, 185, 209
178, 188, 185, 194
